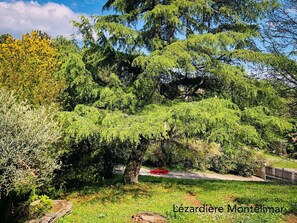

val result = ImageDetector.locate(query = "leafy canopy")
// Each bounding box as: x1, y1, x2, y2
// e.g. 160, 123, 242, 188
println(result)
63, 0, 294, 155
57, 0, 295, 182
73, 0, 284, 112
0, 31, 65, 106
58, 98, 292, 151
0, 89, 61, 197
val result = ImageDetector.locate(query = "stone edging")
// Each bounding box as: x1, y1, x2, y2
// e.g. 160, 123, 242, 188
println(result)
26, 200, 72, 223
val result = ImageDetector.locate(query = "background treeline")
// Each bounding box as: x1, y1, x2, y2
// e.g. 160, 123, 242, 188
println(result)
0, 0, 296, 222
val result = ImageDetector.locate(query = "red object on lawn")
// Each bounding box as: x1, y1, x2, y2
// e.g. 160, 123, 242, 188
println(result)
150, 169, 169, 175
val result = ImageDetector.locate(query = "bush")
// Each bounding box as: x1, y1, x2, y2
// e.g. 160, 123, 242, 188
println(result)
210, 148, 265, 176
0, 89, 61, 197
210, 154, 236, 174
27, 194, 53, 220
233, 148, 265, 177
144, 139, 221, 171
0, 32, 65, 106
144, 140, 264, 177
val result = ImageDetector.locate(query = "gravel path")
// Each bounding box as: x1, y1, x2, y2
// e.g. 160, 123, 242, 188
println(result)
114, 166, 265, 182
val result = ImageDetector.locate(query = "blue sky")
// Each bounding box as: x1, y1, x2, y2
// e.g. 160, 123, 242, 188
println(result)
36, 0, 105, 14
0, 0, 109, 38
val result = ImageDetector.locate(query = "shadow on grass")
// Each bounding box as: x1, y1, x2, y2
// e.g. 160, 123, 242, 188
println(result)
85, 186, 154, 205
63, 175, 155, 204
59, 174, 297, 216
233, 197, 297, 214
62, 174, 296, 197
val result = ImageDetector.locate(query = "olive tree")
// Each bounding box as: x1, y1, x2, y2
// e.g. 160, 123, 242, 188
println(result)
0, 89, 61, 198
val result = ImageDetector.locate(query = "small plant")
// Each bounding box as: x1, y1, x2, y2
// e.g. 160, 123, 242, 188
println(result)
28, 194, 53, 220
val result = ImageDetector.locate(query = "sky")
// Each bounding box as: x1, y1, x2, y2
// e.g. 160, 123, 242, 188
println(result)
0, 0, 108, 38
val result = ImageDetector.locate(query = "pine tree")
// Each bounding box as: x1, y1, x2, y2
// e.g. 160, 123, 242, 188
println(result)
65, 0, 293, 183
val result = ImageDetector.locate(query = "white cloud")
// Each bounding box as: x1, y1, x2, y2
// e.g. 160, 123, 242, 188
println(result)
0, 1, 81, 38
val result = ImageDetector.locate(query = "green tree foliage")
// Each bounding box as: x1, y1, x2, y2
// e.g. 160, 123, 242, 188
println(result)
0, 32, 65, 106
54, 36, 138, 113
0, 89, 61, 197
58, 98, 292, 183
232, 49, 297, 119
60, 98, 292, 149
56, 105, 130, 184
242, 106, 295, 153
75, 0, 284, 110
61, 0, 294, 183
259, 0, 296, 116
53, 37, 100, 110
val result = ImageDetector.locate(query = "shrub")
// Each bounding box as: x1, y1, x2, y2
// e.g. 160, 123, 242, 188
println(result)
0, 32, 65, 106
144, 139, 221, 171
210, 154, 236, 174
210, 148, 265, 176
27, 194, 53, 220
233, 148, 265, 177
0, 88, 61, 197
144, 140, 264, 177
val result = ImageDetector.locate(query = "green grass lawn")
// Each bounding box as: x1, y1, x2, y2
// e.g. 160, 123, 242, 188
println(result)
262, 153, 297, 169
57, 175, 297, 223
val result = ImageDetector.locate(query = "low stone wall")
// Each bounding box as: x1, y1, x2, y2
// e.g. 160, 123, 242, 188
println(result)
265, 166, 297, 182
254, 165, 297, 183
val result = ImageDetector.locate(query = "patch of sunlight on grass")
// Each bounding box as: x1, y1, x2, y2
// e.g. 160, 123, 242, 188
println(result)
262, 152, 297, 169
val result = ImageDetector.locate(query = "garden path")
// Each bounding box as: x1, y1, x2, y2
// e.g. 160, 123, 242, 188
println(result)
114, 166, 265, 182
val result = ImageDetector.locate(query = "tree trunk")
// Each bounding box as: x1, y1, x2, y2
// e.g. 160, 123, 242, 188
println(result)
103, 161, 114, 179
123, 138, 149, 184
102, 147, 114, 179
